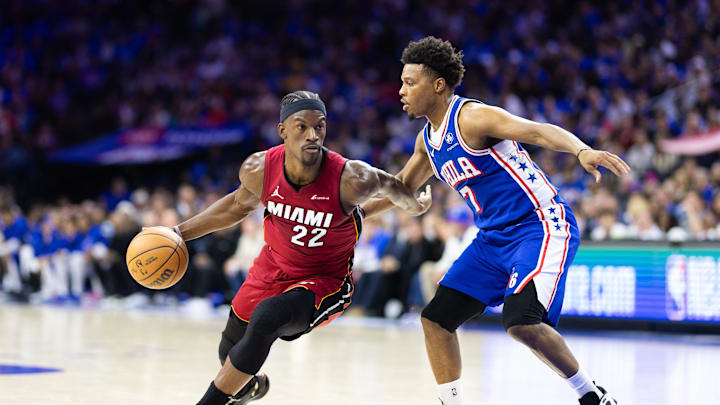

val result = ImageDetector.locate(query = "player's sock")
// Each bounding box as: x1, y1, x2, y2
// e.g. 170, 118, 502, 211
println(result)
437, 379, 463, 404
565, 369, 602, 398
197, 381, 231, 405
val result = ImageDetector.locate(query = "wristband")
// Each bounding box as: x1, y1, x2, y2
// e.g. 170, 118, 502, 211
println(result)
172, 225, 183, 240
576, 148, 592, 159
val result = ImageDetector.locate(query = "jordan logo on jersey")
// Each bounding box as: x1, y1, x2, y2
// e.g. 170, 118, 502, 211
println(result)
267, 200, 333, 228
439, 157, 483, 188
270, 185, 284, 200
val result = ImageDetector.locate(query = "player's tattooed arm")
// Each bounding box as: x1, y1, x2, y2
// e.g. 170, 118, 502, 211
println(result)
360, 133, 435, 218
176, 151, 265, 241
341, 159, 432, 217
458, 103, 631, 182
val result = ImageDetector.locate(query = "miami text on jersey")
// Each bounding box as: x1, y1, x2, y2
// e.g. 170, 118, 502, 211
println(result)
267, 200, 333, 228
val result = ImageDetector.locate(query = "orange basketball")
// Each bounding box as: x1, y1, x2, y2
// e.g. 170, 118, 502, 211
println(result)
125, 226, 189, 289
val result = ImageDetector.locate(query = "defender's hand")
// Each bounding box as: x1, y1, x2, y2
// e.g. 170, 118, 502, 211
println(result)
578, 149, 631, 183
412, 184, 432, 216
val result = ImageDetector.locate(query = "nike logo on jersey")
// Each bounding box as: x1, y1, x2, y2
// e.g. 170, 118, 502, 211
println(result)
447, 143, 459, 151
267, 201, 333, 228
440, 157, 483, 188
310, 194, 330, 200
270, 185, 284, 200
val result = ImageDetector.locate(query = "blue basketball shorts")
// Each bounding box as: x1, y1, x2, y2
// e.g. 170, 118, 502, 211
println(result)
439, 202, 580, 326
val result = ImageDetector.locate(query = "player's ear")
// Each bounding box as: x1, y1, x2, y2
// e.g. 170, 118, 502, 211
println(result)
277, 122, 287, 141
434, 77, 446, 94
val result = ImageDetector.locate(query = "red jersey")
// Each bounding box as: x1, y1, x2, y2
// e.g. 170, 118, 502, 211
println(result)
259, 145, 361, 279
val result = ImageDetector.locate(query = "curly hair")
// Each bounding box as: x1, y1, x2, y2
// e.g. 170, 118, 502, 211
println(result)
401, 36, 465, 90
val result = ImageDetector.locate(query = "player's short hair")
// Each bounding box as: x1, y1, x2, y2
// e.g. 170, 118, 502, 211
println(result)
401, 36, 465, 90
280, 90, 323, 107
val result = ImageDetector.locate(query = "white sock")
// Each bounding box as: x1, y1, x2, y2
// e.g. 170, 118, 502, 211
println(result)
566, 369, 602, 398
437, 379, 463, 404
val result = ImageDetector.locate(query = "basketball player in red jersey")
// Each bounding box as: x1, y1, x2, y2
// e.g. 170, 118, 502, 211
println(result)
167, 91, 431, 405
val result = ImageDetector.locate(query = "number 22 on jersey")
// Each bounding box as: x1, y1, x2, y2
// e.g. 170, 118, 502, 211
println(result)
290, 225, 327, 247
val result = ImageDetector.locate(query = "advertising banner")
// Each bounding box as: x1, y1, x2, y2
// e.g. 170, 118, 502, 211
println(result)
561, 245, 720, 323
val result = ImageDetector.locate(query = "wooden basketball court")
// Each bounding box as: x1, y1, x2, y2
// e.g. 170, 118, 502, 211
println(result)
1, 304, 718, 404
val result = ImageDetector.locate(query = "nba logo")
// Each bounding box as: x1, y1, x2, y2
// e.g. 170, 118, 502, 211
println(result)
451, 388, 457, 397
446, 132, 454, 144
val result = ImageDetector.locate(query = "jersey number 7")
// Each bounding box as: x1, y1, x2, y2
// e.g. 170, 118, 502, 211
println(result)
459, 186, 482, 213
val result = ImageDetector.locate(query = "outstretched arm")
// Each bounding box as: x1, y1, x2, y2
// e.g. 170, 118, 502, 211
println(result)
458, 103, 631, 182
175, 152, 265, 241
341, 159, 432, 217
359, 133, 435, 218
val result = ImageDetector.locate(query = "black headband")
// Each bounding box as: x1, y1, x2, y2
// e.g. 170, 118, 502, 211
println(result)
279, 99, 327, 123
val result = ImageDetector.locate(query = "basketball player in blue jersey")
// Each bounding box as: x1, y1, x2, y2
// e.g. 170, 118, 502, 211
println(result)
363, 37, 630, 405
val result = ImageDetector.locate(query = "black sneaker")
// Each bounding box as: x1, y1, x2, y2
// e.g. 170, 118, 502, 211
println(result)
579, 385, 617, 405
227, 373, 270, 404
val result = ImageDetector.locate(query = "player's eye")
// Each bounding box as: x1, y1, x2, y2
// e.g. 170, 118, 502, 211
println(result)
298, 124, 306, 130
315, 124, 324, 131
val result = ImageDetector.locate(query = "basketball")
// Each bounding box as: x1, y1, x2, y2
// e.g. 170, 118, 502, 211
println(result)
125, 226, 189, 289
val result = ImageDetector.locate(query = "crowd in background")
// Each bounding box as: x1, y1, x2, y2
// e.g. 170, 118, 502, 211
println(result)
1, 0, 720, 313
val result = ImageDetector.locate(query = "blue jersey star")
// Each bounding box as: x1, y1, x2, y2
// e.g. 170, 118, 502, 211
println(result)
548, 207, 556, 214
509, 155, 518, 161
518, 162, 528, 171
527, 173, 537, 183
552, 217, 559, 223
555, 224, 562, 231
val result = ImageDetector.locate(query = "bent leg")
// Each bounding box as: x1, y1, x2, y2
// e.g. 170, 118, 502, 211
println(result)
420, 286, 486, 383
218, 309, 248, 365
503, 280, 578, 377
198, 288, 314, 404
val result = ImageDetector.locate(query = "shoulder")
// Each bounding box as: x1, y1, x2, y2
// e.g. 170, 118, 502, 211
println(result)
457, 100, 509, 133
239, 151, 266, 179
238, 151, 267, 196
457, 100, 491, 124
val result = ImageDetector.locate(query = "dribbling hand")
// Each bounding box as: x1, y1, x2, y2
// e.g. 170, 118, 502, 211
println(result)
578, 149, 631, 183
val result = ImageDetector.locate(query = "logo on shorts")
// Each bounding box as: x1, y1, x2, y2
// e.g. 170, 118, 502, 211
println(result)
271, 186, 284, 200
508, 269, 518, 289
451, 387, 457, 397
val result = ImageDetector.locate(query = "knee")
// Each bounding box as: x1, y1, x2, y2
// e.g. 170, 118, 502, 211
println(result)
218, 336, 233, 365
248, 299, 288, 337
420, 314, 451, 337
420, 301, 455, 335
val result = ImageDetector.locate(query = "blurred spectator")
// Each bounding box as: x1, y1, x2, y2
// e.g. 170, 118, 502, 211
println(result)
224, 213, 264, 294
418, 205, 476, 304
351, 217, 392, 317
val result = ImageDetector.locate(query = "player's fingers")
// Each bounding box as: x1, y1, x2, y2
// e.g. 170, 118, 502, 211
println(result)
603, 152, 630, 173
588, 167, 601, 183
613, 154, 632, 173
599, 153, 627, 176
601, 158, 624, 177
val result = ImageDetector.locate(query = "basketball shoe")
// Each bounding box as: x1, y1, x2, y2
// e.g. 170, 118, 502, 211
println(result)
579, 385, 617, 405
227, 373, 270, 404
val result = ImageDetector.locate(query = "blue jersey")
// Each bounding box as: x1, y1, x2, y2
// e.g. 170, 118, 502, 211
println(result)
423, 95, 563, 231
